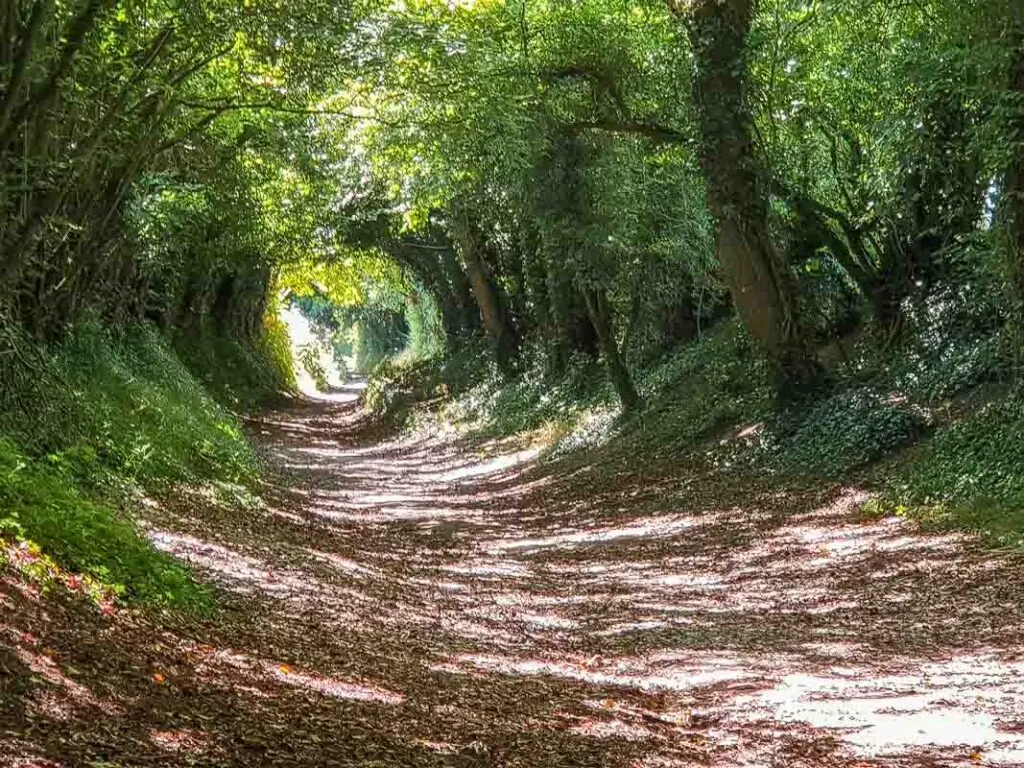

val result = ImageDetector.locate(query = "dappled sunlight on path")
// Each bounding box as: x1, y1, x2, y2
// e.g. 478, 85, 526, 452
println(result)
4, 396, 1024, 766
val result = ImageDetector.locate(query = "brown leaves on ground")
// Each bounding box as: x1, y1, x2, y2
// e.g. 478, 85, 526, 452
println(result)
3, 389, 1024, 766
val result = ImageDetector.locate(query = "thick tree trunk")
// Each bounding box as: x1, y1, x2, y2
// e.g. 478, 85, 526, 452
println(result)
440, 246, 480, 335
453, 213, 520, 376
1010, 39, 1024, 306
539, 248, 598, 374
684, 0, 819, 392
1008, 30, 1024, 377
584, 289, 641, 413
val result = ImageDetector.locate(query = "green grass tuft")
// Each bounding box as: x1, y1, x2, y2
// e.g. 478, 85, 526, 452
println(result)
0, 319, 280, 611
0, 438, 211, 610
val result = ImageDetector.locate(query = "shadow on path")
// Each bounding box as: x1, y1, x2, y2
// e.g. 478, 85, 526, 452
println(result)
4, 396, 1024, 766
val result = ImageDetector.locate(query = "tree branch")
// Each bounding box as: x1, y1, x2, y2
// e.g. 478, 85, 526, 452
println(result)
0, 0, 113, 148
567, 119, 691, 146
0, 0, 56, 137
179, 100, 369, 119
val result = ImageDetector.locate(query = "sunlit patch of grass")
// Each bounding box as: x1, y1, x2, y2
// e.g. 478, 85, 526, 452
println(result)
0, 321, 258, 487
893, 500, 1024, 550
0, 320, 270, 611
537, 414, 581, 448
0, 439, 211, 611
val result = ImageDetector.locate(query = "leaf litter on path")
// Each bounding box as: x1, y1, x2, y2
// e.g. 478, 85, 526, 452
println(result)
3, 397, 1024, 766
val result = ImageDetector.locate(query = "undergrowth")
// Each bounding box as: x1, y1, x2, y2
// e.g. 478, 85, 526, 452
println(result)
366, 301, 1024, 548
171, 309, 296, 410
877, 389, 1024, 548
364, 337, 493, 424
0, 440, 209, 610
626, 323, 773, 457
0, 319, 276, 611
445, 349, 612, 439
0, 321, 256, 485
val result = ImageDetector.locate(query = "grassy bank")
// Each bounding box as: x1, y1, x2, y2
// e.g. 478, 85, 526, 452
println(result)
0, 319, 293, 611
365, 309, 1024, 547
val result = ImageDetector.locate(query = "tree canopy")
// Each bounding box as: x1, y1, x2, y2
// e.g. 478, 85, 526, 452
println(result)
2, 0, 1023, 401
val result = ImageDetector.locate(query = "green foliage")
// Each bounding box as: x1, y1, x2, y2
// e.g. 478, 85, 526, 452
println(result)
364, 336, 492, 423
3, 0, 1024, 564
363, 357, 436, 423
353, 309, 409, 374
899, 500, 1024, 550
765, 389, 930, 477
264, 307, 302, 395
297, 345, 330, 392
626, 323, 774, 455
0, 321, 256, 487
172, 313, 296, 411
0, 0, 350, 335
405, 292, 447, 361
821, 284, 1011, 401
370, 321, 767, 455
0, 320, 268, 611
448, 349, 611, 438
888, 391, 1024, 509
0, 440, 209, 611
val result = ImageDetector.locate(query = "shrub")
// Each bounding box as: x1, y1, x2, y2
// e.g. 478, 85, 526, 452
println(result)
765, 388, 930, 476
11, 322, 259, 486
454, 348, 610, 438
363, 335, 492, 422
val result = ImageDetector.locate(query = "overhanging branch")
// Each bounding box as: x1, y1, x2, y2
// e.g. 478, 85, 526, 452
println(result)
567, 119, 691, 146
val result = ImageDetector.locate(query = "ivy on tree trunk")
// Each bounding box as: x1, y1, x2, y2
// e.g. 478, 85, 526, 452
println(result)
681, 0, 820, 393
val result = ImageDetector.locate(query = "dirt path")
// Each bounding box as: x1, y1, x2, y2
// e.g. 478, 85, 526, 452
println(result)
5, 392, 1024, 767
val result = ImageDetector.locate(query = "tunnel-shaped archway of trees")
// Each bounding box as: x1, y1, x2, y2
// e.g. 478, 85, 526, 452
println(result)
2, 0, 1023, 406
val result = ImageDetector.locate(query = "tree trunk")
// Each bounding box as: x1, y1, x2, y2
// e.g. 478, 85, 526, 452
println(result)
0, 0, 56, 141
1007, 28, 1024, 376
1010, 38, 1024, 307
542, 248, 599, 374
0, 0, 109, 149
584, 289, 641, 413
440, 245, 480, 335
453, 212, 520, 376
684, 0, 819, 392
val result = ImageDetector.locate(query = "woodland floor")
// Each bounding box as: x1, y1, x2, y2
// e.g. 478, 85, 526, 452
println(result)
4, 385, 1024, 767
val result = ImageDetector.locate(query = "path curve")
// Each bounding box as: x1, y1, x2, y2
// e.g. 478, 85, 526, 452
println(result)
4, 392, 1024, 767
